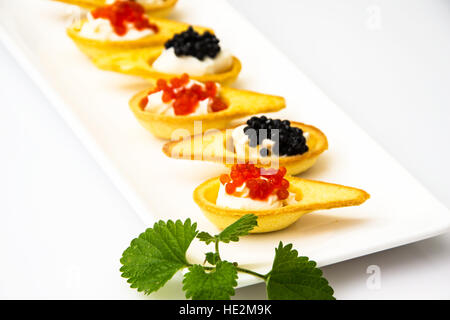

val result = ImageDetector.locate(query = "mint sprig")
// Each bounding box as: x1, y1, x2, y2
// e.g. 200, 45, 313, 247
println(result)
120, 214, 335, 300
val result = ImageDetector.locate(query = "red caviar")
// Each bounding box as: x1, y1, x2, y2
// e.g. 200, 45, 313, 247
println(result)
220, 174, 231, 185
91, 1, 158, 36
220, 164, 291, 201
140, 74, 228, 115
139, 96, 149, 109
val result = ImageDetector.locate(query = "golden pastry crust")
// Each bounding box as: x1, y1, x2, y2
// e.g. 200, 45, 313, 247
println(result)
93, 46, 242, 85
67, 19, 211, 60
53, 0, 99, 10
53, 0, 178, 17
162, 121, 328, 175
130, 86, 286, 139
194, 176, 370, 233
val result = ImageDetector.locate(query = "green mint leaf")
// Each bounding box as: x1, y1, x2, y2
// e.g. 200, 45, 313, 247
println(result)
217, 214, 258, 243
183, 261, 238, 300
120, 219, 198, 295
197, 231, 216, 244
266, 242, 335, 300
205, 252, 220, 265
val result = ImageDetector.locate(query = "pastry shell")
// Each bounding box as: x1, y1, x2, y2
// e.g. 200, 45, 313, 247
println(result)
130, 86, 286, 139
193, 176, 370, 233
163, 121, 328, 175
53, 0, 178, 17
92, 46, 242, 85
67, 18, 211, 61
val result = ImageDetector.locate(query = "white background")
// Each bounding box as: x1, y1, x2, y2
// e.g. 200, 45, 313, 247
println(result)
1, 0, 449, 299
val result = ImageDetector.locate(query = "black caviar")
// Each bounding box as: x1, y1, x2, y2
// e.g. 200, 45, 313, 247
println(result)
164, 26, 221, 61
243, 116, 309, 157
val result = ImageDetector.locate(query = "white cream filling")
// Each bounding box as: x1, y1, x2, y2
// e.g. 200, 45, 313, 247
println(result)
152, 47, 233, 76
79, 12, 155, 41
144, 80, 218, 116
216, 182, 298, 210
232, 125, 310, 157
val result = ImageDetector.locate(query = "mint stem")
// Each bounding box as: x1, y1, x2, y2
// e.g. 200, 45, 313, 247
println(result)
235, 267, 268, 280
214, 238, 221, 261
192, 264, 267, 281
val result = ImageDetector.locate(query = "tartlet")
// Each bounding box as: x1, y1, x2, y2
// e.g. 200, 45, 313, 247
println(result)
67, 18, 210, 62
94, 46, 242, 85
194, 171, 370, 233
92, 25, 242, 85
163, 121, 328, 175
130, 77, 286, 139
54, 0, 178, 17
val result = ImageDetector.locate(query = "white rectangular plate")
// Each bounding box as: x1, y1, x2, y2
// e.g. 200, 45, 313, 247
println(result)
1, 0, 449, 288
